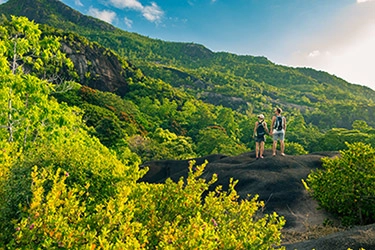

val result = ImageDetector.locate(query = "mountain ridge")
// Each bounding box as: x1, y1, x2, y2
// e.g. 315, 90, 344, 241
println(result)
0, 0, 370, 89
0, 0, 116, 31
1, 0, 375, 131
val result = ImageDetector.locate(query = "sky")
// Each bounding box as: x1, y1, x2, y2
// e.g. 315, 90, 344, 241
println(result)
1, 0, 374, 89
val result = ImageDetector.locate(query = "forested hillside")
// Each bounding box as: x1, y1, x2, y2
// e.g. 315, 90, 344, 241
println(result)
1, 0, 375, 161
1, 1, 375, 248
0, 16, 289, 248
1, 0, 375, 125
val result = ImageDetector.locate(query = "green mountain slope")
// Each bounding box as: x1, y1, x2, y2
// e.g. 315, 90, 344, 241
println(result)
1, 0, 373, 102
0, 0, 115, 31
1, 0, 375, 156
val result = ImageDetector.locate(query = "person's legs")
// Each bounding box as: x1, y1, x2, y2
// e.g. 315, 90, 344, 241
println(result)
272, 140, 277, 156
280, 140, 285, 156
272, 132, 278, 156
280, 131, 285, 156
260, 141, 265, 158
255, 141, 260, 158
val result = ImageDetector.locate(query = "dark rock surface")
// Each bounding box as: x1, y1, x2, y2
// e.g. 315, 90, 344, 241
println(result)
140, 150, 338, 229
284, 223, 375, 250
61, 41, 131, 97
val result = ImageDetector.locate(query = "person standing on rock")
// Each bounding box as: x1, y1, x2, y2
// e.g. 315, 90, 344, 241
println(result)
271, 107, 286, 156
253, 114, 269, 159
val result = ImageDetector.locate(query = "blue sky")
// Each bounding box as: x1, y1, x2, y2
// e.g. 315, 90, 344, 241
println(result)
1, 0, 374, 89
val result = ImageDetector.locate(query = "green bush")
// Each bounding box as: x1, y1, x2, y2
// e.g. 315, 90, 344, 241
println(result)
196, 127, 248, 156
285, 142, 308, 155
305, 142, 375, 225
148, 128, 196, 160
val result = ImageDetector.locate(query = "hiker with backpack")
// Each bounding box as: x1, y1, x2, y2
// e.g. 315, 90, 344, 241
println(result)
253, 114, 269, 159
271, 107, 286, 156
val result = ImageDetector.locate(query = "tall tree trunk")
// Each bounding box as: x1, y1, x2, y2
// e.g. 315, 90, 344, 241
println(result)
7, 35, 18, 142
7, 91, 13, 142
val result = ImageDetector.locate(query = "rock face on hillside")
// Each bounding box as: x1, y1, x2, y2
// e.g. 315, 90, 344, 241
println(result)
140, 150, 375, 249
61, 41, 132, 97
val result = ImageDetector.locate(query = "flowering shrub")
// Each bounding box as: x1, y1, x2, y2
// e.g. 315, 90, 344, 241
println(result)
5, 161, 285, 249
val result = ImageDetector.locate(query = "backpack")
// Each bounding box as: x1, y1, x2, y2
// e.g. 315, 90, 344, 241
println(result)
274, 116, 283, 131
256, 121, 265, 136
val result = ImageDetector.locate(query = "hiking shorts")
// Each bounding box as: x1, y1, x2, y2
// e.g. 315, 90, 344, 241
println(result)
272, 129, 285, 141
255, 136, 265, 143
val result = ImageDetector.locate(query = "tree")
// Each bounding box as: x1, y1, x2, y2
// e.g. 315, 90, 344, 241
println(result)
352, 120, 371, 132
196, 127, 248, 156
319, 128, 370, 151
285, 142, 308, 155
0, 16, 75, 146
0, 16, 85, 243
148, 128, 196, 160
284, 111, 322, 153
216, 106, 240, 139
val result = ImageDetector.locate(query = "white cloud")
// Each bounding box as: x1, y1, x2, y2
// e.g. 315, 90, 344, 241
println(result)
357, 0, 375, 3
108, 0, 164, 23
0, 0, 7, 3
87, 7, 117, 24
124, 17, 133, 28
109, 0, 143, 10
308, 50, 320, 58
74, 0, 83, 7
142, 2, 163, 22
287, 2, 375, 90
307, 50, 331, 58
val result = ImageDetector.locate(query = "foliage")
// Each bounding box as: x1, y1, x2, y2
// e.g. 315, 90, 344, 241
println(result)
0, 125, 141, 246
132, 161, 285, 249
305, 142, 375, 225
147, 128, 196, 160
2, 0, 375, 133
0, 15, 79, 149
3, 8, 375, 159
318, 128, 374, 152
0, 15, 75, 81
7, 162, 285, 249
2, 11, 375, 248
284, 142, 308, 155
0, 15, 286, 249
7, 166, 143, 249
196, 127, 248, 156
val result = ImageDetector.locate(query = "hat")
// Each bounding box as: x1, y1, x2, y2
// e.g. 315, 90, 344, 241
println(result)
258, 114, 264, 119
